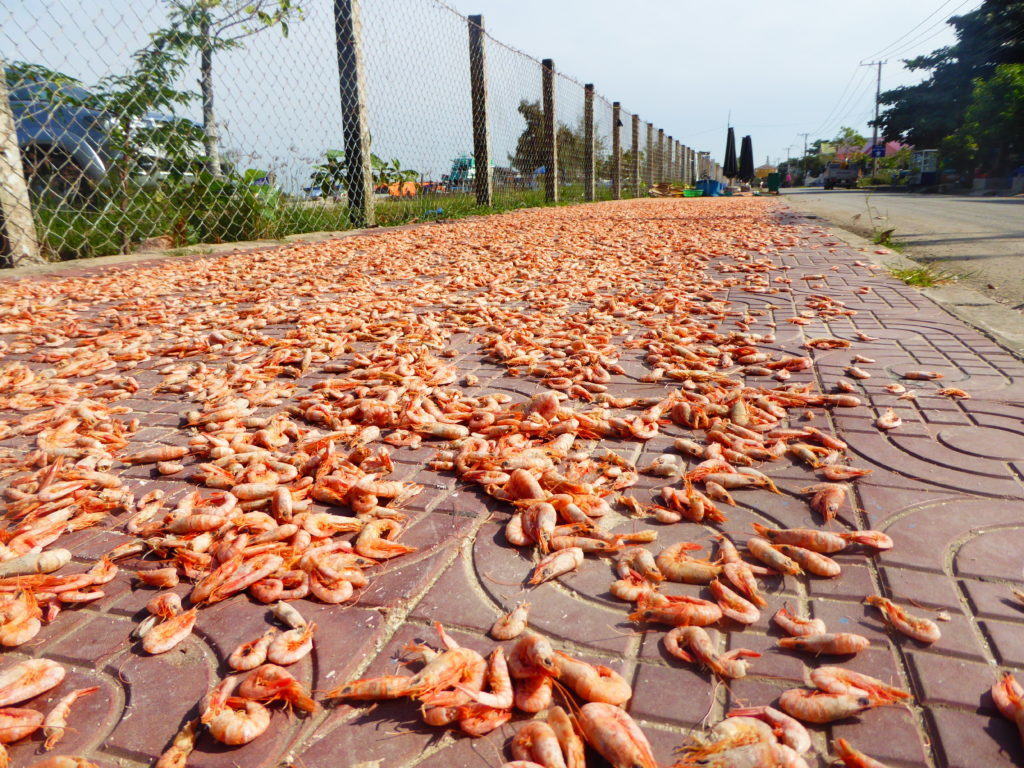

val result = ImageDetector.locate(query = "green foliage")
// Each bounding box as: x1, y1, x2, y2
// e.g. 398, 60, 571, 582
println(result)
888, 264, 955, 287
310, 150, 348, 200
945, 64, 1024, 172
878, 0, 1024, 171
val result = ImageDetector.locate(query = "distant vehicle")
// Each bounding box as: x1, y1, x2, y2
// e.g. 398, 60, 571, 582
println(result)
442, 155, 476, 191
6, 70, 195, 204
822, 162, 859, 190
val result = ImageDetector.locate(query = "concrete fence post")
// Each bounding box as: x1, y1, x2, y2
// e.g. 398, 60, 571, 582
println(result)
0, 58, 42, 265
611, 101, 621, 199
645, 122, 654, 191
542, 58, 557, 202
583, 83, 595, 202
334, 0, 374, 227
467, 14, 492, 207
630, 114, 640, 197
656, 129, 664, 184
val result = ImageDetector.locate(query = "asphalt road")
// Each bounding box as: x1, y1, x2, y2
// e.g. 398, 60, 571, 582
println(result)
782, 188, 1024, 309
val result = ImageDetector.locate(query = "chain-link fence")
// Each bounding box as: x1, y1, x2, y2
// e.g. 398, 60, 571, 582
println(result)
1, 0, 720, 266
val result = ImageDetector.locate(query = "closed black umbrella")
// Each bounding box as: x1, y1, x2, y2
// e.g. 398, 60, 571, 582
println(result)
723, 127, 738, 179
739, 135, 755, 182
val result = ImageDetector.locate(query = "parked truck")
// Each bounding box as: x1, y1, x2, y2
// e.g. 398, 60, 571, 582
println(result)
822, 161, 859, 190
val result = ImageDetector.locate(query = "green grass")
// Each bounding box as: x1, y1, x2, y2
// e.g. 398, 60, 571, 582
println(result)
888, 263, 957, 287
33, 182, 637, 262
871, 227, 907, 252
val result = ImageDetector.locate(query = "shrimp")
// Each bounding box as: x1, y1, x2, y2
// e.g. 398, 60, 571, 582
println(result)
819, 465, 872, 481
747, 536, 802, 575
628, 592, 723, 627
135, 567, 179, 588
207, 699, 270, 745
0, 706, 44, 742
799, 483, 848, 522
773, 605, 827, 637
903, 370, 943, 380
577, 702, 657, 768
727, 706, 811, 755
491, 601, 530, 640
514, 674, 554, 713
266, 622, 315, 665
709, 578, 760, 624
664, 626, 758, 680
455, 647, 512, 709
840, 530, 894, 551
508, 633, 558, 678
778, 632, 870, 656
810, 666, 910, 703
774, 544, 841, 578
42, 686, 98, 750
142, 608, 197, 654
511, 721, 567, 768
528, 547, 583, 586
778, 688, 874, 723
354, 519, 416, 559
154, 718, 198, 768
833, 738, 892, 767
552, 652, 631, 705
324, 675, 412, 701
617, 547, 663, 582
0, 659, 66, 707
548, 705, 586, 768
875, 408, 902, 430
991, 673, 1024, 747
237, 664, 317, 712
656, 541, 722, 584
865, 595, 941, 643
228, 629, 277, 671
751, 522, 845, 554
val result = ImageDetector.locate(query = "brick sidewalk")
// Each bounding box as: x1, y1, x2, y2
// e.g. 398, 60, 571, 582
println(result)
1, 199, 1022, 768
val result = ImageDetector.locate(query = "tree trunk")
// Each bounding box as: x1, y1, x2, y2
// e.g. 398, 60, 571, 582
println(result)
200, 22, 222, 177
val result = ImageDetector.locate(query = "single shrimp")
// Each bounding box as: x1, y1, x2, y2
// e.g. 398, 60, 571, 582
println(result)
778, 632, 870, 656
774, 544, 841, 578
511, 721, 567, 768
146, 592, 182, 619
656, 541, 722, 584
43, 686, 99, 750
833, 737, 893, 767
508, 633, 558, 678
0, 659, 66, 707
773, 605, 827, 637
865, 595, 941, 643
514, 674, 554, 713
0, 706, 44, 743
840, 530, 894, 551
819, 465, 872, 481
489, 602, 532, 643
228, 629, 277, 671
552, 652, 631, 705
875, 408, 902, 430
547, 705, 586, 768
456, 647, 512, 709
617, 547, 663, 583
778, 688, 875, 723
266, 622, 315, 665
142, 608, 197, 654
991, 672, 1024, 747
154, 718, 198, 768
528, 547, 583, 586
799, 483, 848, 522
663, 626, 725, 678
134, 568, 180, 588
810, 666, 910, 703
751, 522, 845, 553
324, 674, 412, 701
747, 536, 802, 575
207, 698, 270, 745
237, 664, 317, 712
628, 592, 723, 627
727, 705, 811, 755
709, 578, 760, 624
576, 702, 658, 768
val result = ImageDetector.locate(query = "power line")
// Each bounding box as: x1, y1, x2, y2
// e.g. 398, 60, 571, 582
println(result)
878, 0, 976, 61
864, 0, 968, 61
808, 65, 871, 138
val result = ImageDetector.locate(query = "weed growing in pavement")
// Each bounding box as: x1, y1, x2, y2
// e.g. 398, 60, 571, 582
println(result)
887, 263, 957, 287
871, 228, 906, 252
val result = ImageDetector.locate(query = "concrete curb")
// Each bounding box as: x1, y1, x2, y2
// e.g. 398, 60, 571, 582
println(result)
788, 207, 1024, 358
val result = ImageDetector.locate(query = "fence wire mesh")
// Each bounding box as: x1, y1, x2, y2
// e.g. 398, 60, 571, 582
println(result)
1, 0, 707, 267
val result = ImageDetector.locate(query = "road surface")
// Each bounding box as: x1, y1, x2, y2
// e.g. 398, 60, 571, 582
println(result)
783, 188, 1024, 309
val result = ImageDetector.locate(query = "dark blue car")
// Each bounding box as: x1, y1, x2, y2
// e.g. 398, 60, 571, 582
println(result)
7, 71, 191, 204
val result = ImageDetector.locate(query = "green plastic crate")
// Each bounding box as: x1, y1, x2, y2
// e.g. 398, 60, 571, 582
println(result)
683, 189, 703, 197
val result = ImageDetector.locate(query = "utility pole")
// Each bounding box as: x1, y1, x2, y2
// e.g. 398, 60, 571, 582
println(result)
861, 60, 885, 176
798, 132, 809, 179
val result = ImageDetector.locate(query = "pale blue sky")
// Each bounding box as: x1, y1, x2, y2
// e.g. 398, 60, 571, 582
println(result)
4, 0, 972, 185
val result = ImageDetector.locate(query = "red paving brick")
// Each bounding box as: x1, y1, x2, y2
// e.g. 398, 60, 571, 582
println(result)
2, 198, 1024, 767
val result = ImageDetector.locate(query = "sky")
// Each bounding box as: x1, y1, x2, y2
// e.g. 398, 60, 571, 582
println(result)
4, 0, 975, 187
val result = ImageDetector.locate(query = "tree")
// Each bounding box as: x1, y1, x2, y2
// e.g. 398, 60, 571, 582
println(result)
508, 99, 544, 175
945, 64, 1024, 173
164, 1, 301, 176
878, 0, 1024, 152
